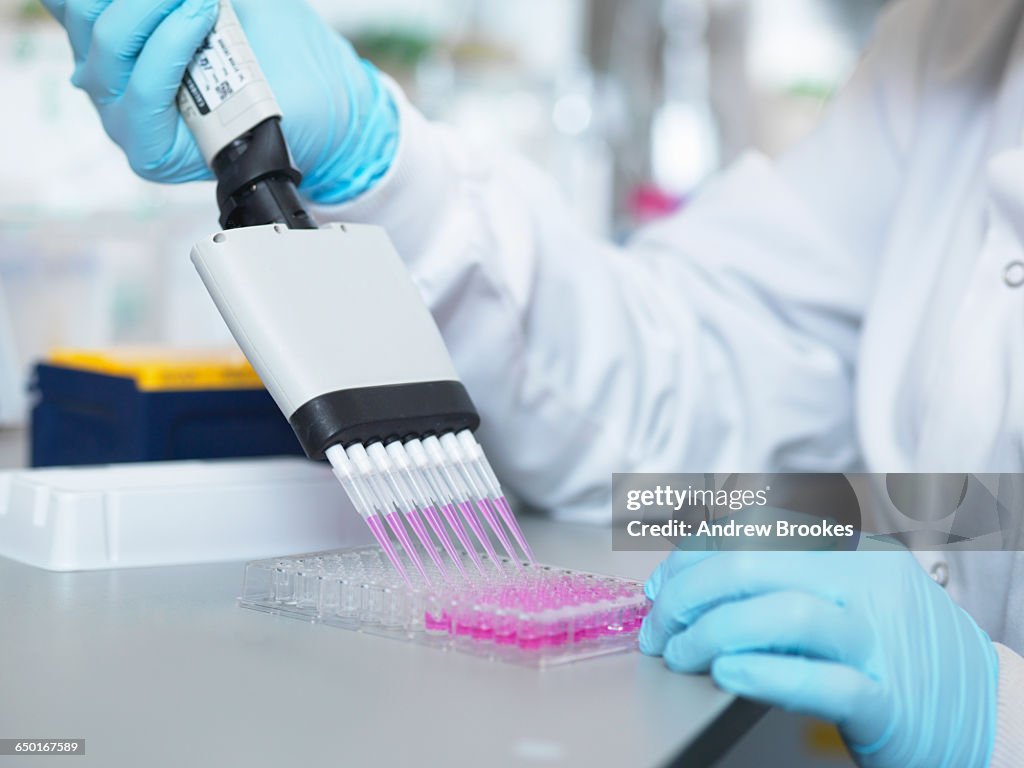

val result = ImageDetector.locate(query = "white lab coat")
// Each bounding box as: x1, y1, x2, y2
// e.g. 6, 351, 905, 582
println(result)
324, 0, 1024, 665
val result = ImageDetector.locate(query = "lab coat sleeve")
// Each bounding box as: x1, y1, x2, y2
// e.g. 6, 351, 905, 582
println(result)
313, 0, 921, 520
992, 643, 1024, 767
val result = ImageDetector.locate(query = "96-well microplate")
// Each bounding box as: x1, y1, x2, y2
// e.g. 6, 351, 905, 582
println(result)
239, 546, 650, 667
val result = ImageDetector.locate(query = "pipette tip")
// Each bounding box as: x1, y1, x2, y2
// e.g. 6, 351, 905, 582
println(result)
404, 508, 449, 580
496, 495, 535, 563
385, 510, 430, 584
328, 433, 535, 582
365, 514, 411, 585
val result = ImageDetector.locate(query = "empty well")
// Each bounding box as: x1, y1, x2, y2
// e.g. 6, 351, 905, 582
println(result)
239, 546, 650, 666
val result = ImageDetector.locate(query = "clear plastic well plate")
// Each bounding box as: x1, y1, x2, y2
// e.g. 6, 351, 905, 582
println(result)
239, 546, 650, 667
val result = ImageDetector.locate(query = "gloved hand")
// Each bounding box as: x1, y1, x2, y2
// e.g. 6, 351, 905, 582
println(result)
40, 0, 397, 203
640, 550, 998, 767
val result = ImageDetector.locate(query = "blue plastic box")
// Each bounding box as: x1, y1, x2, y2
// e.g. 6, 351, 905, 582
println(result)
30, 350, 304, 467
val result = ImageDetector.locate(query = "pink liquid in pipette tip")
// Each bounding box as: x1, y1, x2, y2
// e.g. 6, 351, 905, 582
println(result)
385, 511, 430, 583
496, 495, 535, 563
366, 514, 411, 585
422, 505, 467, 578
440, 503, 487, 575
457, 500, 502, 568
476, 498, 521, 567
404, 509, 449, 580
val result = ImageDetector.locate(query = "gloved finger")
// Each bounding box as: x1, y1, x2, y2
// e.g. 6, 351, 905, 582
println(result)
39, 0, 67, 23
640, 552, 844, 655
710, 653, 883, 734
77, 0, 189, 104
662, 591, 870, 674
644, 561, 666, 602
120, 0, 218, 140
644, 549, 718, 601
64, 0, 113, 65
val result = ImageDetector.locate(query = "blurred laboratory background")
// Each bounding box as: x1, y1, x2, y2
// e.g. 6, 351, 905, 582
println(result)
0, 0, 886, 425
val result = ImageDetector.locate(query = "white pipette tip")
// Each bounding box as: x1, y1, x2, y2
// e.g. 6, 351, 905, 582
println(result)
454, 432, 534, 564
385, 440, 412, 469
456, 430, 483, 461
326, 444, 372, 520
422, 436, 470, 497
345, 442, 374, 473
371, 441, 452, 580
404, 438, 434, 473
395, 440, 471, 577
424, 435, 504, 571
365, 441, 391, 467
326, 443, 356, 479
439, 433, 521, 566
326, 442, 415, 582
366, 441, 416, 510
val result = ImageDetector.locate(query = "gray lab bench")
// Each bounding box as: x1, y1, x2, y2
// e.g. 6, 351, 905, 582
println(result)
0, 429, 764, 768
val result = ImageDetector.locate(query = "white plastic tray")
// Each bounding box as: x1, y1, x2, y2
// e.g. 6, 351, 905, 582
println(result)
0, 458, 370, 571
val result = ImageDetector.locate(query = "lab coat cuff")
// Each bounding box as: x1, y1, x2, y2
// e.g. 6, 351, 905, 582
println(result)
991, 643, 1024, 768
307, 77, 454, 258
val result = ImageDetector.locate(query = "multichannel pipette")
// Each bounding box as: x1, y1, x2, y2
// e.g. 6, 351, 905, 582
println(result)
176, 1, 532, 582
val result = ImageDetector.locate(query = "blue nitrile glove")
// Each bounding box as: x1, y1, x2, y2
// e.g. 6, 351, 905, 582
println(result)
41, 0, 397, 202
640, 550, 998, 768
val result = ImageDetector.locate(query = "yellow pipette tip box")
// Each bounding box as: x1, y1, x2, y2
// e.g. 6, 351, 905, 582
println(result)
46, 347, 264, 392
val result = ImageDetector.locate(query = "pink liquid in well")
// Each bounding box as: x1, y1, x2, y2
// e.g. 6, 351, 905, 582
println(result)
425, 572, 649, 654
424, 611, 450, 632
493, 628, 517, 646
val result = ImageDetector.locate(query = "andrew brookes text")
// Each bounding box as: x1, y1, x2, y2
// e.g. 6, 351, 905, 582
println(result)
623, 483, 855, 539
612, 473, 866, 552
622, 483, 856, 539
626, 518, 856, 539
